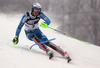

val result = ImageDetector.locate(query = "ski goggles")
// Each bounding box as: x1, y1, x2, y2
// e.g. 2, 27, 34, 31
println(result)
34, 9, 40, 13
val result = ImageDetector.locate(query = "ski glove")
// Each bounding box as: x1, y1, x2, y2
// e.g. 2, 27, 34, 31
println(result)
40, 22, 48, 28
13, 36, 19, 45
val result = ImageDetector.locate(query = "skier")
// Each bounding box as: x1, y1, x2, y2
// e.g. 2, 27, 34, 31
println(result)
13, 3, 71, 63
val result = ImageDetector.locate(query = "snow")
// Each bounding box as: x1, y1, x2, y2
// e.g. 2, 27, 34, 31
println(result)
0, 13, 100, 68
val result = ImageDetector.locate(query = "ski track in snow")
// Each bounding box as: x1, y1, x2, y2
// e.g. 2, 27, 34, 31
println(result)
0, 14, 100, 68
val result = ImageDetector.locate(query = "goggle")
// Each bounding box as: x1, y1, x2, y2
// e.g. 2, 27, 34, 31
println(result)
34, 9, 40, 12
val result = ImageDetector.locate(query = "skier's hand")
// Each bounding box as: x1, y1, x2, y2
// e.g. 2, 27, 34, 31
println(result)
13, 36, 19, 45
40, 22, 48, 28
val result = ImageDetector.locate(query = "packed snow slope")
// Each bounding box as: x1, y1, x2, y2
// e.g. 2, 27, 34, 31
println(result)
0, 14, 100, 68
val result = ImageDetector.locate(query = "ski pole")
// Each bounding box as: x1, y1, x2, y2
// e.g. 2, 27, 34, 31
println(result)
40, 22, 90, 45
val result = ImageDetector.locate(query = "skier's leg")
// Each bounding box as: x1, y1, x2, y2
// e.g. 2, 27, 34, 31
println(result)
25, 30, 48, 51
25, 30, 53, 59
33, 29, 54, 59
45, 42, 71, 62
30, 34, 53, 59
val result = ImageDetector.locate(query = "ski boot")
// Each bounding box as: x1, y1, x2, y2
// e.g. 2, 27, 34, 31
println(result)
63, 51, 72, 63
46, 49, 53, 59
49, 52, 53, 59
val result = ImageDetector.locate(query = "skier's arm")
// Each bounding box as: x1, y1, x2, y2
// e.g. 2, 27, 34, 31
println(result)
15, 14, 27, 37
40, 12, 51, 25
13, 14, 27, 45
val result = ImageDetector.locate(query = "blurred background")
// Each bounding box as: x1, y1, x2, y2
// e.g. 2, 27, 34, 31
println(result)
0, 0, 100, 46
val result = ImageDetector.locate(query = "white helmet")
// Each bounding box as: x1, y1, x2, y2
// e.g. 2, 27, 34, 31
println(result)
32, 3, 42, 12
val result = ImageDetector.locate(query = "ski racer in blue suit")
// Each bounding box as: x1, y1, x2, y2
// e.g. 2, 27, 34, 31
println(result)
13, 3, 71, 62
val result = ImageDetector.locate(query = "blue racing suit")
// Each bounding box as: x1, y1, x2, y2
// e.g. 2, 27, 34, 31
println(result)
15, 11, 66, 57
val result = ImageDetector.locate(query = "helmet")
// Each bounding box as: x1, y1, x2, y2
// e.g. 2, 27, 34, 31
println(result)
32, 3, 42, 12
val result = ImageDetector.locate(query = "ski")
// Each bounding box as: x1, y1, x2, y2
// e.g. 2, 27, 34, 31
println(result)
30, 38, 56, 49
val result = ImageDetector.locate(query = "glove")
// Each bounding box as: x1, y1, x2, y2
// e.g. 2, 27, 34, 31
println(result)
40, 22, 48, 28
13, 36, 19, 45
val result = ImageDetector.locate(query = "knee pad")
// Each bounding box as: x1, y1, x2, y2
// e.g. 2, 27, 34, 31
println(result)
30, 34, 36, 38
